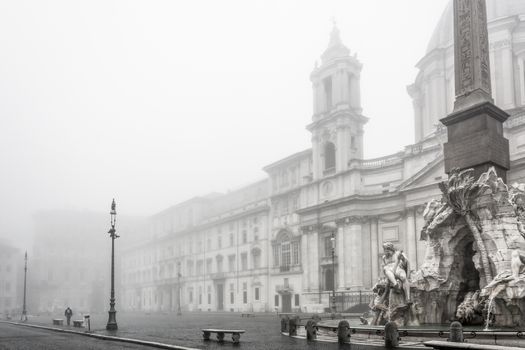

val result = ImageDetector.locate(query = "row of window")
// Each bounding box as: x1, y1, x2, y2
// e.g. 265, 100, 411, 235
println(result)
128, 251, 263, 283
189, 284, 261, 305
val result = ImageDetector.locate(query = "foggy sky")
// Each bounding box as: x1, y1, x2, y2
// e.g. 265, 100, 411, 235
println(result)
0, 0, 449, 249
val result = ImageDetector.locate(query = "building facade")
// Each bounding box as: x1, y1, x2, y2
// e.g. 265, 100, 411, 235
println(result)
31, 210, 143, 314
0, 241, 22, 317
120, 0, 525, 313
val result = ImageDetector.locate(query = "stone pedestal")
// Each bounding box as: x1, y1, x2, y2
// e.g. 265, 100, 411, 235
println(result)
441, 101, 509, 182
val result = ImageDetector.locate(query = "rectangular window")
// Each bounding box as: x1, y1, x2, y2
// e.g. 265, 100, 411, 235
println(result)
199, 286, 202, 304
324, 236, 333, 257
275, 295, 279, 306
229, 233, 234, 246
292, 241, 300, 265
295, 294, 300, 306
208, 286, 212, 304
228, 255, 235, 272
272, 245, 280, 266
324, 76, 332, 110
230, 291, 234, 304
242, 230, 247, 244
253, 253, 261, 269
243, 291, 248, 304
253, 227, 259, 241
218, 235, 222, 249
189, 290, 193, 303
255, 287, 260, 301
281, 242, 291, 267
241, 253, 248, 271
217, 258, 223, 273
206, 259, 212, 274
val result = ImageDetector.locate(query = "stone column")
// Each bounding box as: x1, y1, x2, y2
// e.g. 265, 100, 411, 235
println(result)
312, 83, 319, 115
370, 218, 379, 283
350, 75, 361, 112
349, 223, 363, 288
518, 58, 525, 106
337, 225, 345, 289
309, 231, 319, 291
301, 232, 309, 291
500, 40, 516, 109
405, 209, 417, 267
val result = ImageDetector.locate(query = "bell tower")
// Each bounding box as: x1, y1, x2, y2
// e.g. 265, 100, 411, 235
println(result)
307, 24, 368, 180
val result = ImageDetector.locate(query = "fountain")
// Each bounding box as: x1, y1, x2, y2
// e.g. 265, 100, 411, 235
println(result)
363, 167, 525, 329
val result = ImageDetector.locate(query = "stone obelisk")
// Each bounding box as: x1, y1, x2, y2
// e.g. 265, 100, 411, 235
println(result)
440, 0, 510, 182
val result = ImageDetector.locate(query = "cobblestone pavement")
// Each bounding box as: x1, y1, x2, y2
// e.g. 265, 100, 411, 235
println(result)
0, 322, 152, 350
24, 311, 360, 349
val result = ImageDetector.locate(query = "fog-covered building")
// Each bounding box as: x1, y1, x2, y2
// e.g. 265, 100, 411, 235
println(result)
120, 0, 525, 313
31, 210, 143, 314
0, 241, 22, 316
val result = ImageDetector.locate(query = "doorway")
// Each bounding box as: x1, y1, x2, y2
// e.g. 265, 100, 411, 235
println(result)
282, 294, 292, 312
216, 284, 224, 311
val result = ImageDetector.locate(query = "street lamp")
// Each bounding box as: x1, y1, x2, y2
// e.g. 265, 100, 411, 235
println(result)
106, 199, 119, 331
331, 231, 336, 319
21, 251, 28, 322
177, 262, 182, 316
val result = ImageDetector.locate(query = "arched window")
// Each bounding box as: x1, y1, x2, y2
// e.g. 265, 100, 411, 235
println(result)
272, 230, 301, 271
324, 142, 336, 171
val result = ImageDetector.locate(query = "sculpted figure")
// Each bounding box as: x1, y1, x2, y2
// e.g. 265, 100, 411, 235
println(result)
382, 242, 411, 304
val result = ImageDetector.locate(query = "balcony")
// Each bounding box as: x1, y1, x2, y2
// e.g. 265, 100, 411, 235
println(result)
320, 255, 338, 266
275, 284, 294, 294
210, 272, 227, 280
271, 264, 302, 275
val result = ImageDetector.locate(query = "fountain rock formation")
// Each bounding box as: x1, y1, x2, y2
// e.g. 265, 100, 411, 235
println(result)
364, 167, 525, 327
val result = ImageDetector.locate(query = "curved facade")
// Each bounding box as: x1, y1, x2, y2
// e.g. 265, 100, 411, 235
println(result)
408, 0, 525, 142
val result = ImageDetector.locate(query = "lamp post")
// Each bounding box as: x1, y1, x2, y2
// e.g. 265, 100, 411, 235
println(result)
330, 231, 336, 319
177, 262, 182, 316
21, 251, 28, 322
106, 199, 119, 331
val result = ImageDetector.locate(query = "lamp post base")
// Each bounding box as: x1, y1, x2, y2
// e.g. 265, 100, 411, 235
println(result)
106, 310, 118, 331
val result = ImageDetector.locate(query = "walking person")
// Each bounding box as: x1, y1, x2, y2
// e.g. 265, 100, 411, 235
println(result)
64, 307, 73, 326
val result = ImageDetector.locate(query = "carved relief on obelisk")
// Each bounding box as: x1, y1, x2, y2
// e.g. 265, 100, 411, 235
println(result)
441, 0, 509, 181
453, 0, 493, 111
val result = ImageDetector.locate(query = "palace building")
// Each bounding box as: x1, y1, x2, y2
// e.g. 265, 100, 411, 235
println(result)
120, 0, 525, 313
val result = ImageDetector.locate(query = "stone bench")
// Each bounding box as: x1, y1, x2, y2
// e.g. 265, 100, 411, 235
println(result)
52, 319, 64, 326
202, 329, 245, 343
241, 313, 255, 317
72, 320, 84, 327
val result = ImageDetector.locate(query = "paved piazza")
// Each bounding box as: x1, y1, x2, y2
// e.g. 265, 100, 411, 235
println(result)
14, 312, 364, 350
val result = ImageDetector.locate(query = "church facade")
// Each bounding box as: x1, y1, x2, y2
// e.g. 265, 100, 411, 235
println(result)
120, 0, 525, 313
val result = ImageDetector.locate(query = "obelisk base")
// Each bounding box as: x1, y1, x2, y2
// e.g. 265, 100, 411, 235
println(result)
441, 101, 510, 183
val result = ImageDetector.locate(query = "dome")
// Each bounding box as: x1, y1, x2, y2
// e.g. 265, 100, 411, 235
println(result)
425, 0, 525, 54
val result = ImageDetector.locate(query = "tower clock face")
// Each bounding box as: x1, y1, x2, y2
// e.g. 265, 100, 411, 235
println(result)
322, 181, 333, 195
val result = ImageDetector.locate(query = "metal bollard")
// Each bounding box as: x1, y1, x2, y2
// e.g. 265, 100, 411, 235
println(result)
288, 317, 297, 336
306, 320, 317, 341
449, 321, 463, 342
384, 321, 399, 348
337, 320, 351, 344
